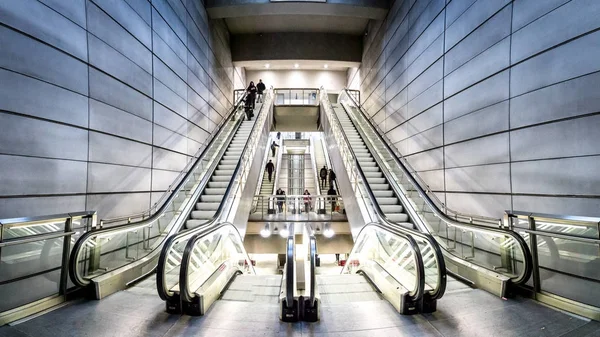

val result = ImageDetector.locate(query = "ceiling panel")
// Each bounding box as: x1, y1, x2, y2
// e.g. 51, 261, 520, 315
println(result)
225, 15, 369, 34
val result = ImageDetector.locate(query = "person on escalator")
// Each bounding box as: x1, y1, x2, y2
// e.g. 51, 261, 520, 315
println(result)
327, 186, 337, 213
243, 96, 253, 120
328, 169, 337, 190
265, 160, 275, 182
271, 141, 279, 157
256, 79, 266, 103
319, 166, 328, 189
246, 81, 257, 110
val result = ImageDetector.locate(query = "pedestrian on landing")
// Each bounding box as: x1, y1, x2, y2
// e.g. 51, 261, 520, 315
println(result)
265, 160, 275, 182
319, 166, 328, 189
327, 186, 337, 213
328, 169, 337, 190
276, 188, 286, 213
246, 81, 257, 110
271, 141, 279, 157
277, 131, 281, 140
303, 189, 312, 214
256, 79, 266, 103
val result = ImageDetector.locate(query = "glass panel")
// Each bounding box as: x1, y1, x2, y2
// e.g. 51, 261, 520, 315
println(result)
346, 226, 418, 295
186, 225, 250, 296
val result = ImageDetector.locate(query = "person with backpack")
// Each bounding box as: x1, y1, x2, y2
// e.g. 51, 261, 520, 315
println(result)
271, 141, 279, 157
246, 81, 257, 110
243, 95, 253, 120
265, 160, 275, 182
328, 169, 337, 190
256, 79, 266, 103
319, 166, 328, 189
303, 189, 312, 214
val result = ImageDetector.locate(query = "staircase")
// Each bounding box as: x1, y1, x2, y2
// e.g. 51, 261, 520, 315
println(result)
332, 103, 411, 226
186, 108, 259, 229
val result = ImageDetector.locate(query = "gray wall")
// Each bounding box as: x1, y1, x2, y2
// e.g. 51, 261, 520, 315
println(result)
231, 33, 363, 62
0, 0, 244, 220
350, 0, 600, 218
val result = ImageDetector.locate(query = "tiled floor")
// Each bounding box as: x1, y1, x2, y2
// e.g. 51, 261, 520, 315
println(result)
1, 274, 598, 337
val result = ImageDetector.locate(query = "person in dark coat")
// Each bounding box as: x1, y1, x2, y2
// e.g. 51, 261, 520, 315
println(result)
256, 79, 266, 103
328, 169, 337, 190
247, 81, 257, 109
276, 188, 285, 213
319, 166, 328, 189
327, 186, 337, 213
277, 131, 281, 140
265, 160, 275, 182
271, 141, 279, 157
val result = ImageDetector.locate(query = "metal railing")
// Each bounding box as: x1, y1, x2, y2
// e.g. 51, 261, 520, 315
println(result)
274, 88, 319, 106
249, 195, 346, 222
156, 90, 273, 303
0, 212, 96, 324
98, 92, 248, 227
342, 89, 500, 227
331, 89, 532, 289
505, 210, 600, 319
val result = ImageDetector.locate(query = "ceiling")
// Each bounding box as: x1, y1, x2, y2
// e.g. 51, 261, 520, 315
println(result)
225, 15, 369, 35
234, 59, 360, 71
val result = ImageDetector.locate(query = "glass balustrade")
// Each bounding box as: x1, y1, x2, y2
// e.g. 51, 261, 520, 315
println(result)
248, 195, 346, 222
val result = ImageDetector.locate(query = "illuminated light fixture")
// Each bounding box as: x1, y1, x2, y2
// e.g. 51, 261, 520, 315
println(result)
324, 64, 328, 69
260, 224, 271, 238
294, 63, 299, 68
279, 225, 289, 238
265, 63, 270, 69
323, 223, 335, 238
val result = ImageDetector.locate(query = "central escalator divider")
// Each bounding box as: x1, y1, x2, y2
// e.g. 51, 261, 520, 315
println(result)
333, 105, 412, 227
186, 117, 257, 229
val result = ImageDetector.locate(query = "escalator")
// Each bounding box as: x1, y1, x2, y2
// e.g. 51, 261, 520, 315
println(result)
320, 88, 532, 298
68, 90, 273, 299
156, 90, 274, 311
186, 106, 259, 229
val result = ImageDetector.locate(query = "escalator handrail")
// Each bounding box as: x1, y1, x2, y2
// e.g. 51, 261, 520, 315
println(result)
344, 91, 500, 226
285, 224, 295, 308
99, 93, 250, 226
351, 221, 425, 301
160, 91, 272, 301
321, 90, 445, 300
309, 234, 317, 307
177, 222, 253, 302
339, 89, 533, 285
70, 93, 249, 288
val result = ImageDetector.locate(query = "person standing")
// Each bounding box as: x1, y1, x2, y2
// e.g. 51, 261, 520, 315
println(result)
319, 166, 328, 189
303, 189, 312, 214
277, 131, 281, 140
256, 79, 266, 103
265, 160, 275, 182
247, 81, 257, 110
276, 188, 286, 213
271, 141, 279, 157
328, 169, 337, 190
327, 186, 337, 213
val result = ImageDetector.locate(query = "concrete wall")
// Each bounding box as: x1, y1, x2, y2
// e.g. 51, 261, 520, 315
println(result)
351, 0, 600, 218
246, 70, 347, 91
0, 0, 244, 220
231, 33, 362, 62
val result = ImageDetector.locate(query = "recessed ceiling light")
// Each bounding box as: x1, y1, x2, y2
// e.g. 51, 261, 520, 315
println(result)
294, 63, 299, 68
324, 64, 328, 69
265, 63, 270, 68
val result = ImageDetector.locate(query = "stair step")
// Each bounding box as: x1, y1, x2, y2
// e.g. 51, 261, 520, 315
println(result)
376, 197, 398, 205
212, 176, 231, 182
380, 205, 404, 213
201, 195, 224, 202
196, 202, 220, 211
373, 190, 394, 197
186, 219, 208, 229
369, 183, 390, 190
205, 188, 225, 194
191, 210, 216, 219
208, 181, 228, 188
214, 170, 234, 176
366, 177, 386, 184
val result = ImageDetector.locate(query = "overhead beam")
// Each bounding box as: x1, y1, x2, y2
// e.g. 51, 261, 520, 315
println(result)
231, 33, 362, 62
206, 0, 389, 19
